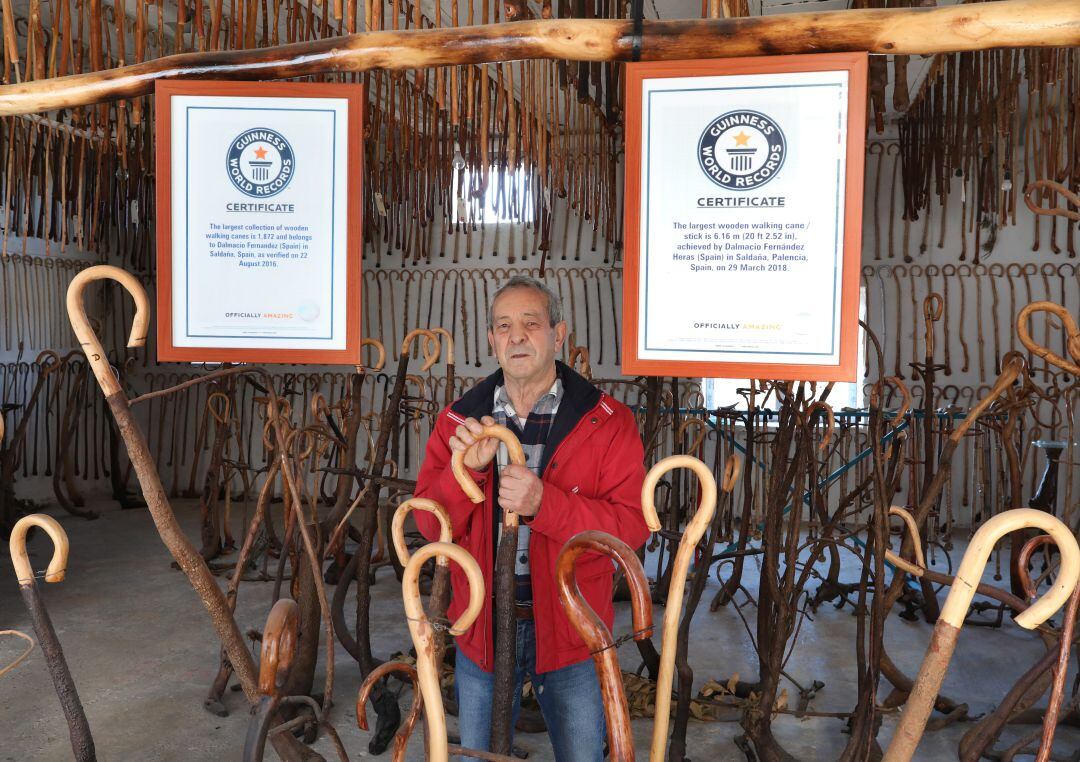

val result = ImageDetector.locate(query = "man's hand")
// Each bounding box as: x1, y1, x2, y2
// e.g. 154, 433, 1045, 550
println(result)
498, 464, 543, 518
449, 415, 500, 471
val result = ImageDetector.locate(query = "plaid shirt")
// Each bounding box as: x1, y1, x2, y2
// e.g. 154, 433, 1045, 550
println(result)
492, 377, 563, 606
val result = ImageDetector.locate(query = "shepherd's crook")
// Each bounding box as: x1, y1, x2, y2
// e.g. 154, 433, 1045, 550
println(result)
556, 530, 654, 762
66, 265, 258, 699
641, 454, 732, 761
402, 541, 484, 761
883, 509, 1080, 761
9, 514, 95, 761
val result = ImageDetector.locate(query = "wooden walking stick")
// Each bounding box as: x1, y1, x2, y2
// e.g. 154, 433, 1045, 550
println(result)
403, 541, 485, 762
883, 508, 1080, 762
556, 530, 654, 762
10, 514, 95, 761
65, 264, 258, 699
357, 661, 424, 762
668, 454, 742, 762
392, 497, 453, 669
242, 598, 299, 762
641, 454, 722, 761
451, 423, 526, 756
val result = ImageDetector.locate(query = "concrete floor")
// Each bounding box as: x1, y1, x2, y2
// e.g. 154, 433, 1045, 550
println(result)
1, 498, 1076, 761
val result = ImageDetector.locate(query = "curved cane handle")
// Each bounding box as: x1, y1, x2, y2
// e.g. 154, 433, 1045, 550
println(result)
923, 293, 943, 357
9, 514, 69, 585
430, 327, 455, 367
951, 355, 1026, 444
721, 454, 742, 493
1023, 180, 1080, 221
569, 345, 592, 379
871, 376, 912, 426
257, 598, 299, 698
641, 455, 718, 533
404, 542, 484, 636
1017, 301, 1080, 377
642, 454, 717, 762
360, 338, 387, 372
885, 506, 927, 575
402, 541, 484, 762
451, 424, 526, 504
943, 509, 1080, 630
557, 530, 653, 646
400, 329, 440, 372
66, 265, 149, 398
556, 530, 652, 762
675, 417, 706, 454
1016, 534, 1055, 602
357, 661, 423, 762
392, 498, 452, 567
207, 392, 231, 425
804, 402, 835, 452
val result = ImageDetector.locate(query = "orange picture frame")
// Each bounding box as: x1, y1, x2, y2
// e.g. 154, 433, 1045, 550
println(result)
155, 80, 364, 364
621, 53, 867, 382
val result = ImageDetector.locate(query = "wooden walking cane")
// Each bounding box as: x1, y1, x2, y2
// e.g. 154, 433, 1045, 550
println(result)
883, 508, 1080, 762
357, 661, 424, 762
451, 423, 526, 756
641, 454, 728, 761
1015, 535, 1080, 762
403, 541, 485, 762
242, 598, 299, 762
10, 514, 95, 761
65, 264, 258, 700
392, 498, 453, 670
556, 530, 654, 762
668, 453, 742, 761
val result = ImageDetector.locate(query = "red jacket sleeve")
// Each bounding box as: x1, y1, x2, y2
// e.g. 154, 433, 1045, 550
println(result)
413, 410, 490, 544
527, 404, 650, 552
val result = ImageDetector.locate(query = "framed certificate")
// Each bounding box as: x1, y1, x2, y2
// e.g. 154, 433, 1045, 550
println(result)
155, 80, 363, 364
622, 53, 867, 382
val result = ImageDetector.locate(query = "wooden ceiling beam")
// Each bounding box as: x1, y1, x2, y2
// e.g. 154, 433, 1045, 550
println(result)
0, 0, 1077, 116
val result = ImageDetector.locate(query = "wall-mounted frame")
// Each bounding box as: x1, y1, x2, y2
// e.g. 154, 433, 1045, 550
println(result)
155, 80, 363, 364
622, 53, 867, 382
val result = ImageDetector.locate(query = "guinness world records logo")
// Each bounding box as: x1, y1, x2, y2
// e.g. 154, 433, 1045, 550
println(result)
227, 128, 295, 198
697, 110, 786, 191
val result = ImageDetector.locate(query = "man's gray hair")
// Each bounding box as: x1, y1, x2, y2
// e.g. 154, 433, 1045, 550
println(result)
488, 276, 563, 329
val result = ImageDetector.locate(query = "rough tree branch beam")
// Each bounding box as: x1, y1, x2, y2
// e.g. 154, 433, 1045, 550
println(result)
1, 0, 1078, 116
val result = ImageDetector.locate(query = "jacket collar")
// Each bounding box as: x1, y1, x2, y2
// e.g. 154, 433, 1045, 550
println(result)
452, 361, 600, 425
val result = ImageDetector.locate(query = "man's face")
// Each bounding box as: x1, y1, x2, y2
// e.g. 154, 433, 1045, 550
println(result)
488, 287, 567, 384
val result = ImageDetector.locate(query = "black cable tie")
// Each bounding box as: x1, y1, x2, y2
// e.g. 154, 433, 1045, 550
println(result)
630, 0, 644, 63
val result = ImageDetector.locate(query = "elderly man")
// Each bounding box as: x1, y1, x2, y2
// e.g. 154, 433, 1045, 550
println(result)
413, 276, 649, 761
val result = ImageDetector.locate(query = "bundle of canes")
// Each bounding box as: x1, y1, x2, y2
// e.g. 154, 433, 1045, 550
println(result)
451, 423, 526, 756
556, 530, 654, 762
65, 266, 258, 700
9, 514, 95, 761
883, 508, 1080, 761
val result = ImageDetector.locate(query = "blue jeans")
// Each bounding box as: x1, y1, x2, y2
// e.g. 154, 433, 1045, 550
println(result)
455, 619, 606, 761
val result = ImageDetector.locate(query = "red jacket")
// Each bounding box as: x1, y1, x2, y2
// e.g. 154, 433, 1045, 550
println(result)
413, 362, 649, 674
